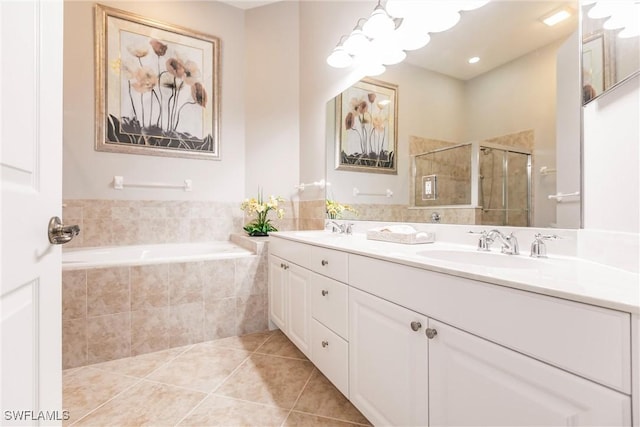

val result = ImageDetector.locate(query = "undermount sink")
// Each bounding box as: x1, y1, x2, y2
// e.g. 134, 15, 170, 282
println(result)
415, 249, 545, 269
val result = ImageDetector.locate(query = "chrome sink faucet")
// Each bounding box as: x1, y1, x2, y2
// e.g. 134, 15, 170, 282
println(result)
469, 229, 519, 255
326, 220, 353, 235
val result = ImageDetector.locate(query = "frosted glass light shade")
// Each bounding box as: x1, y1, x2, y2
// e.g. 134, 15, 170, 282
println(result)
343, 29, 369, 55
395, 20, 431, 51
385, 0, 423, 18
452, 1, 490, 11
363, 7, 395, 39
362, 63, 386, 76
420, 9, 461, 33
327, 47, 353, 68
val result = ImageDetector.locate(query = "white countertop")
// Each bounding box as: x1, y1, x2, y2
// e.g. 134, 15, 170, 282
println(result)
270, 230, 640, 314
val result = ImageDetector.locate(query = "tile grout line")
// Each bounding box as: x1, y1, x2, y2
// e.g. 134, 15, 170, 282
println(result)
172, 334, 274, 426
280, 366, 317, 427
66, 345, 195, 426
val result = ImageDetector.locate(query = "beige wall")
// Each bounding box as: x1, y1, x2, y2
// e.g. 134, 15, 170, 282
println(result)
245, 2, 300, 199
63, 1, 246, 202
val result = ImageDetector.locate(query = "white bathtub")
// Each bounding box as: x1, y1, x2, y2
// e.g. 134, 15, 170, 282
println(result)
62, 241, 254, 270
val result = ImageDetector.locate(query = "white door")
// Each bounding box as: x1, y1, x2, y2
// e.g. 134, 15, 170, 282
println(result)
428, 319, 631, 426
1, 1, 64, 425
286, 263, 310, 357
349, 287, 429, 427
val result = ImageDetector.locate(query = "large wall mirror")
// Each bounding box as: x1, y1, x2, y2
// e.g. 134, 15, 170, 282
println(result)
325, 0, 582, 229
581, 1, 640, 104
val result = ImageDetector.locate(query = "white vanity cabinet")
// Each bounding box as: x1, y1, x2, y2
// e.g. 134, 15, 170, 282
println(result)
349, 286, 429, 426
268, 253, 312, 356
269, 238, 350, 395
268, 235, 635, 427
429, 319, 631, 426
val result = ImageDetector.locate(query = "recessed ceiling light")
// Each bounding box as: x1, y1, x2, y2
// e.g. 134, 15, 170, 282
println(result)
542, 8, 571, 26
468, 56, 480, 64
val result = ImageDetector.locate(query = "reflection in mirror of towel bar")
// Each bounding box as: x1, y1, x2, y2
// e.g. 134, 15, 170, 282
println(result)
113, 176, 193, 192
548, 191, 580, 202
295, 179, 329, 191
540, 166, 557, 175
353, 188, 393, 198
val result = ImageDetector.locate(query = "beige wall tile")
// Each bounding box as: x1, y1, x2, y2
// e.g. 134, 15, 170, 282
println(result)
203, 260, 235, 301
138, 219, 168, 244
169, 302, 204, 347
82, 218, 113, 247
234, 256, 266, 297
110, 218, 140, 246
169, 262, 203, 306
62, 318, 87, 369
131, 308, 170, 356
204, 298, 237, 341
87, 313, 131, 364
131, 264, 169, 310
87, 267, 130, 317
62, 270, 87, 320
236, 294, 267, 335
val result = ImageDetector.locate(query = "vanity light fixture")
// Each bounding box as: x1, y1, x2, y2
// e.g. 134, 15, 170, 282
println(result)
362, 1, 395, 39
468, 56, 480, 64
541, 7, 572, 27
585, 1, 640, 39
326, 0, 490, 75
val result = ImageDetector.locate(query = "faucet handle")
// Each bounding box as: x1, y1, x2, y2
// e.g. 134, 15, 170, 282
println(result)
468, 230, 492, 251
530, 233, 559, 258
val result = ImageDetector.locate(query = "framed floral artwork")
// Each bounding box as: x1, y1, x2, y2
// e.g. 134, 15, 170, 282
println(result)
335, 78, 398, 174
95, 4, 220, 160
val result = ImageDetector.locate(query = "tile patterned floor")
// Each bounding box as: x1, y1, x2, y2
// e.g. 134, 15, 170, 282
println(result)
63, 330, 370, 426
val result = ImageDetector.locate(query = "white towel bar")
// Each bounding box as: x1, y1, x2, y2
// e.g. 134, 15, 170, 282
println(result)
113, 176, 192, 191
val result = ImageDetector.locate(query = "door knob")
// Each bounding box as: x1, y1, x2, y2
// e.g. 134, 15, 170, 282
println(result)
48, 216, 80, 245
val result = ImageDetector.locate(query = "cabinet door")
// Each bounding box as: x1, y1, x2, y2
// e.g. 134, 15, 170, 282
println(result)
267, 255, 287, 330
287, 263, 311, 357
428, 319, 631, 426
349, 287, 428, 427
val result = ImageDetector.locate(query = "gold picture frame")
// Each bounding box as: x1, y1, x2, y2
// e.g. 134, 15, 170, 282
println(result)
95, 4, 221, 160
335, 78, 398, 174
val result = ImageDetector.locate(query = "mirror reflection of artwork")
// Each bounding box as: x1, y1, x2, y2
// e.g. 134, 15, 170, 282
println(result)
582, 34, 604, 102
336, 79, 398, 174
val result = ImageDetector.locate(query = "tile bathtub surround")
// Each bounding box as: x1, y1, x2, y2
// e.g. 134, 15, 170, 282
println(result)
63, 331, 370, 427
62, 200, 247, 248
62, 199, 320, 248
62, 253, 269, 368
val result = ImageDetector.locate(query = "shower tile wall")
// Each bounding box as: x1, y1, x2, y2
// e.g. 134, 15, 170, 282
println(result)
62, 251, 268, 369
62, 199, 325, 248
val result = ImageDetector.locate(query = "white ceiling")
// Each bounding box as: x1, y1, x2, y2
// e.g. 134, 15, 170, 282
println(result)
219, 0, 578, 81
405, 1, 578, 80
219, 0, 282, 10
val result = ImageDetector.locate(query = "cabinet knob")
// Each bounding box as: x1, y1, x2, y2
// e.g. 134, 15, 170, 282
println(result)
321, 260, 329, 266
321, 290, 329, 296
284, 264, 289, 270
425, 328, 438, 339
410, 321, 422, 331
280, 263, 284, 268
321, 340, 329, 348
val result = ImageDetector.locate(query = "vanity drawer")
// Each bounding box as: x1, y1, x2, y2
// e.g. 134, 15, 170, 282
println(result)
310, 246, 348, 282
349, 254, 632, 394
269, 237, 311, 269
310, 272, 349, 340
311, 318, 349, 398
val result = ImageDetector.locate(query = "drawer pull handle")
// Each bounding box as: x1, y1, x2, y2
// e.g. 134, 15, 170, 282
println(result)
322, 340, 329, 348
426, 328, 438, 339
410, 321, 422, 331
321, 260, 329, 266
321, 290, 329, 296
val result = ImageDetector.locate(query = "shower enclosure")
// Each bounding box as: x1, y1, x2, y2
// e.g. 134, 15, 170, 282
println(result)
411, 141, 531, 226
